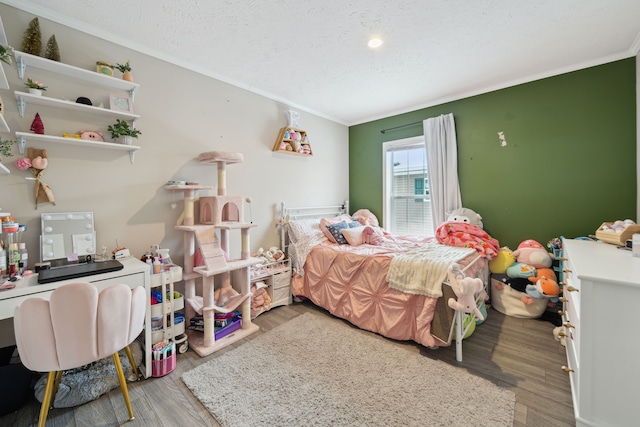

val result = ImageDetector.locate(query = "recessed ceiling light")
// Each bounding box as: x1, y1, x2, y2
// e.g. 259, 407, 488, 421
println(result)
368, 38, 383, 49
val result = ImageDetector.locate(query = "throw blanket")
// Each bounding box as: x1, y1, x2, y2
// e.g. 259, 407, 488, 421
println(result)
435, 222, 500, 260
386, 241, 475, 298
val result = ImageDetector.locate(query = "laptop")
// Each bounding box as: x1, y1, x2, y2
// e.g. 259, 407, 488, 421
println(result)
37, 260, 124, 284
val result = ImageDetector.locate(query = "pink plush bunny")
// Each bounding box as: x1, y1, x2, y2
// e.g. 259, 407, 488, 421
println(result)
447, 263, 485, 320
362, 225, 383, 245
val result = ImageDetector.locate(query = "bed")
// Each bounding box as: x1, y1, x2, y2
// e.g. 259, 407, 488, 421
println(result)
279, 201, 491, 362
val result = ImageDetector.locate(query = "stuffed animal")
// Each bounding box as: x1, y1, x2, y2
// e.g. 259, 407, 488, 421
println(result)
512, 239, 554, 268
506, 262, 536, 279
524, 276, 561, 305
447, 263, 485, 321
352, 209, 379, 227
489, 246, 516, 274
446, 207, 483, 229
362, 225, 384, 245
527, 267, 557, 283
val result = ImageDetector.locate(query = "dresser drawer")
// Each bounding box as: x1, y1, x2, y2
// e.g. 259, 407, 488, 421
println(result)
563, 298, 580, 367
272, 284, 291, 306
562, 258, 581, 313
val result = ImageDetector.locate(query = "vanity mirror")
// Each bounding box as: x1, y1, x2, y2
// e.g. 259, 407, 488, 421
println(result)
40, 212, 95, 264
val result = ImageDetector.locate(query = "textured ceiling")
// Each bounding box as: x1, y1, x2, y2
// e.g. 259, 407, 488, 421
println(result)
4, 0, 640, 125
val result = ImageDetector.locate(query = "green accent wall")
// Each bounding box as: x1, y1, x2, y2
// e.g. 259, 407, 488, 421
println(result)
349, 58, 636, 249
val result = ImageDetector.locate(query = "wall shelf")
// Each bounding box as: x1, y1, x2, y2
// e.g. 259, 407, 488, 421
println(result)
15, 50, 139, 101
0, 112, 8, 133
15, 132, 140, 164
272, 126, 313, 156
14, 91, 140, 120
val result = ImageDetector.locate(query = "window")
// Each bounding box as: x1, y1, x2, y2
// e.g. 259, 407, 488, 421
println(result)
383, 136, 434, 236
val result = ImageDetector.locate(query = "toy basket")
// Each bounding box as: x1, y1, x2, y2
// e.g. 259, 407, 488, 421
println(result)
595, 222, 640, 246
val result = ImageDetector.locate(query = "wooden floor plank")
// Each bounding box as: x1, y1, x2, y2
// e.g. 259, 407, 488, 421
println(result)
0, 302, 574, 427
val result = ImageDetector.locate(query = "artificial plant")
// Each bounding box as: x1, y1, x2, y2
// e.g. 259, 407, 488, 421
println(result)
108, 119, 141, 139
21, 17, 42, 56
44, 35, 60, 61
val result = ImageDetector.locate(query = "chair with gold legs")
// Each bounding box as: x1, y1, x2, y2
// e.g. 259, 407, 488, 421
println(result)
14, 282, 146, 427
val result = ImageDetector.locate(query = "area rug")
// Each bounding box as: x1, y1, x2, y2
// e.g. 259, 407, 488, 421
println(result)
182, 312, 515, 426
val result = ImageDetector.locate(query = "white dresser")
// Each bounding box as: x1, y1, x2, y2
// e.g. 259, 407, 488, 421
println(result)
561, 239, 640, 427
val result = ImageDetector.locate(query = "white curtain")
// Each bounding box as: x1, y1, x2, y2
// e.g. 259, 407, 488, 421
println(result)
423, 113, 462, 230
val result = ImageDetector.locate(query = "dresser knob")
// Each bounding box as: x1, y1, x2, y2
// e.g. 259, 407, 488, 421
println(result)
558, 331, 567, 337
558, 257, 567, 261
563, 323, 575, 329
561, 365, 574, 373
559, 282, 566, 286
563, 269, 572, 274
559, 297, 568, 303
565, 286, 579, 292
558, 310, 565, 316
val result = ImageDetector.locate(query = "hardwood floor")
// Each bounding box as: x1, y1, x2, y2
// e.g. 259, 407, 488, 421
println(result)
0, 301, 574, 427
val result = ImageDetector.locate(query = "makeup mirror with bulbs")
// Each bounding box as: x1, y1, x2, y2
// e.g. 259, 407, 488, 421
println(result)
40, 212, 95, 265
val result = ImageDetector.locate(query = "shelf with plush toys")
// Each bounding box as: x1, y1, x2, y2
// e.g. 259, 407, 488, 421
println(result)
272, 126, 313, 156
272, 109, 312, 156
233, 246, 291, 318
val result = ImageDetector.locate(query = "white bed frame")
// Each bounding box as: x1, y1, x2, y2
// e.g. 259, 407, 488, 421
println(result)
278, 200, 485, 362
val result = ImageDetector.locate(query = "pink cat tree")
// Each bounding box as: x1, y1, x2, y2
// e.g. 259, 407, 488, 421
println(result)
166, 151, 259, 357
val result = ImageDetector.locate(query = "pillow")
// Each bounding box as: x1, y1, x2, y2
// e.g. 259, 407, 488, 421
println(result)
320, 214, 354, 243
341, 225, 366, 246
325, 221, 360, 245
287, 218, 322, 243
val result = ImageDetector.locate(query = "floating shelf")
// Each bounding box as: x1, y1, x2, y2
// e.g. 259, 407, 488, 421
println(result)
0, 113, 8, 133
14, 91, 140, 120
15, 132, 140, 164
14, 50, 140, 100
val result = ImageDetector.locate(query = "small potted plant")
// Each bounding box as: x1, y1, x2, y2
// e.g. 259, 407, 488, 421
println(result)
0, 44, 13, 65
115, 60, 133, 82
108, 119, 141, 145
25, 78, 47, 96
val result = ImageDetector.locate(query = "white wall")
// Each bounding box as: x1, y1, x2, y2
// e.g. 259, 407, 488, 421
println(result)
0, 3, 348, 263
0, 4, 348, 346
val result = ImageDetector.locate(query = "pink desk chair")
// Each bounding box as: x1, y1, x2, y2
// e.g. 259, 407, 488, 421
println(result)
14, 282, 146, 427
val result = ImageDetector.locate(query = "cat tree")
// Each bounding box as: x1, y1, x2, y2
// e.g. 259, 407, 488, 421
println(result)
166, 151, 259, 357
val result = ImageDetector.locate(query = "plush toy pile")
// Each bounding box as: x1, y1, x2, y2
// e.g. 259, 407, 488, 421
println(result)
489, 239, 561, 318
599, 219, 636, 233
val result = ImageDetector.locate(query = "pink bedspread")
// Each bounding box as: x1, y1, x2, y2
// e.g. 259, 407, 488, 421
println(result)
291, 236, 486, 348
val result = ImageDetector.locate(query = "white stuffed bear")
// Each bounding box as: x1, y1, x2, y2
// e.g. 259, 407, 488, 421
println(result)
447, 207, 483, 229
447, 263, 485, 321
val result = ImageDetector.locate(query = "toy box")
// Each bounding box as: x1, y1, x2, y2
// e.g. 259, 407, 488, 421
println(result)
595, 222, 640, 246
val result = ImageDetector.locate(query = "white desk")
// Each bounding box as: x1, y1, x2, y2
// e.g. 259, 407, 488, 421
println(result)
0, 257, 153, 378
